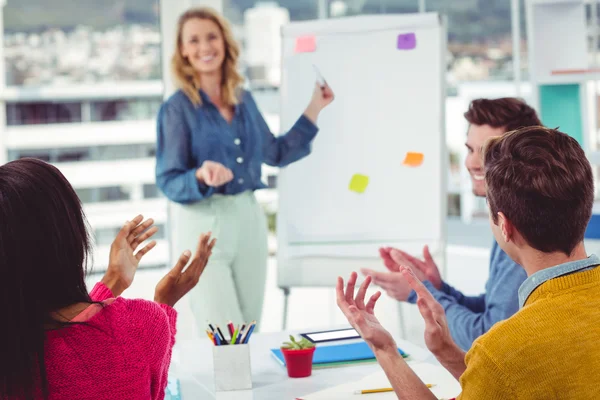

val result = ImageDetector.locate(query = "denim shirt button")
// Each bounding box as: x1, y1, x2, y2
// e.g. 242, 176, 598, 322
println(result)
238, 178, 244, 184
236, 157, 244, 164
234, 138, 241, 145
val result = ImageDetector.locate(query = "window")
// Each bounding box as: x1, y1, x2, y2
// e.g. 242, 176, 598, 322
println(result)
328, 0, 418, 17
6, 102, 82, 125
427, 1, 521, 82
94, 227, 121, 247
75, 186, 130, 204
224, 1, 319, 91
94, 223, 166, 246
2, 1, 167, 274
448, 193, 461, 217
91, 144, 156, 161
90, 98, 163, 121
3, 1, 161, 86
143, 183, 162, 199
99, 186, 130, 202
75, 188, 95, 204
56, 148, 90, 162
323, 1, 521, 82
5, 97, 161, 125
8, 144, 156, 163
7, 149, 51, 162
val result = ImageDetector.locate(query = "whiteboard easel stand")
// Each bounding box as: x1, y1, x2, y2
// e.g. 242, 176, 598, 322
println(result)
276, 14, 448, 339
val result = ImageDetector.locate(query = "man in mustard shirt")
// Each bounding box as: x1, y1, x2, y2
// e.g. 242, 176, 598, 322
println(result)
337, 126, 600, 399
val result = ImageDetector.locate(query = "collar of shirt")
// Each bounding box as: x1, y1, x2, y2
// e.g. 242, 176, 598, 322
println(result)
199, 89, 216, 104
199, 89, 240, 107
518, 254, 600, 308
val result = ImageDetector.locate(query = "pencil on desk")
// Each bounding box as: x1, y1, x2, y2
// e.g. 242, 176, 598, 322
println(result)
216, 326, 227, 344
354, 384, 434, 394
236, 323, 246, 344
235, 324, 246, 344
240, 321, 252, 342
242, 321, 256, 344
208, 323, 216, 334
205, 330, 216, 345
232, 326, 239, 344
235, 324, 250, 344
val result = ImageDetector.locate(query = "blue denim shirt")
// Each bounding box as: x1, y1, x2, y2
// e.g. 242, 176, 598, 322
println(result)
156, 89, 318, 204
518, 254, 599, 307
407, 241, 527, 350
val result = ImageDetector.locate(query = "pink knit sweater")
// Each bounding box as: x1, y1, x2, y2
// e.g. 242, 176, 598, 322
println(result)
41, 282, 177, 399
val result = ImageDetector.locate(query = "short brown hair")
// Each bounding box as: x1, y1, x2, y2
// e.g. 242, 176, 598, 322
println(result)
464, 98, 542, 132
483, 126, 593, 255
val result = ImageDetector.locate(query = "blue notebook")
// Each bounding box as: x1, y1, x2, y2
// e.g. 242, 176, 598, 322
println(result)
271, 341, 408, 368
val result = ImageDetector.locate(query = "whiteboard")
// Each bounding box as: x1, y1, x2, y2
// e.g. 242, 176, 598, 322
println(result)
277, 14, 446, 286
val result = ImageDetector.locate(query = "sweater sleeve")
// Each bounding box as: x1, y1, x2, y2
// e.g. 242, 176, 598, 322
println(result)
407, 242, 526, 351
457, 343, 517, 400
408, 281, 486, 312
89, 282, 114, 302
123, 299, 178, 400
155, 100, 214, 204
407, 280, 513, 351
439, 281, 486, 312
244, 91, 318, 168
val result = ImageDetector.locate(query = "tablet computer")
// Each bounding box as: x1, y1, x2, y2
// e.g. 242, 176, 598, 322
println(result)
300, 328, 361, 343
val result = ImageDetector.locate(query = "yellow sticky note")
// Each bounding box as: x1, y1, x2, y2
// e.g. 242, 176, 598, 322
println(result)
349, 174, 369, 193
403, 152, 424, 167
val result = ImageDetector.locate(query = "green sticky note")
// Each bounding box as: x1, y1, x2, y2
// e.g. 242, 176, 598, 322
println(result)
349, 174, 369, 193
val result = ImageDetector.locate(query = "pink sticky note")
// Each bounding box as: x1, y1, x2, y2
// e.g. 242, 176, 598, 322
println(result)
397, 33, 416, 50
295, 35, 316, 53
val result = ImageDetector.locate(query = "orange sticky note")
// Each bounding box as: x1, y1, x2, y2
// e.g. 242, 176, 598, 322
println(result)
349, 174, 369, 193
403, 152, 424, 167
295, 35, 316, 53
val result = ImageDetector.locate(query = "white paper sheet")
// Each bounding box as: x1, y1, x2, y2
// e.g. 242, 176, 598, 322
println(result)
299, 362, 461, 400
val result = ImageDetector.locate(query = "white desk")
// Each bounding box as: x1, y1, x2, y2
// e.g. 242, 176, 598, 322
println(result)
169, 330, 437, 400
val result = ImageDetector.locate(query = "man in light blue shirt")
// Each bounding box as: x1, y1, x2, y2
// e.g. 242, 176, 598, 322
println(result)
362, 97, 542, 350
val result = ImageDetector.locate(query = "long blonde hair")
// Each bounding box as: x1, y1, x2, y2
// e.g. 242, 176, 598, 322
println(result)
172, 7, 244, 106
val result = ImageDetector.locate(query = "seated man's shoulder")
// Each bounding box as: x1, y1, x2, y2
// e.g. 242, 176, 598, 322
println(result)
469, 308, 541, 362
470, 300, 577, 369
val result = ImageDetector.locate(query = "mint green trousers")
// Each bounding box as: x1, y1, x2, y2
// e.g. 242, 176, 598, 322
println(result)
169, 191, 268, 333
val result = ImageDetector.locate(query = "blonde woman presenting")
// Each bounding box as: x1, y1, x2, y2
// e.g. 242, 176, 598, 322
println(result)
156, 7, 334, 332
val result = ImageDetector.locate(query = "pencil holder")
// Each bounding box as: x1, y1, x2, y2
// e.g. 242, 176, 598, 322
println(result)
213, 344, 253, 392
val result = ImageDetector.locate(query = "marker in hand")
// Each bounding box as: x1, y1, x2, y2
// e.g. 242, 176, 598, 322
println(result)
313, 64, 326, 89
303, 64, 334, 123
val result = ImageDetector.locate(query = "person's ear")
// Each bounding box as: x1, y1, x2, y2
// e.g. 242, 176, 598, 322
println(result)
497, 212, 513, 243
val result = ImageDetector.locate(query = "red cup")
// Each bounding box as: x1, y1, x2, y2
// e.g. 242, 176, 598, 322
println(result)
281, 347, 316, 378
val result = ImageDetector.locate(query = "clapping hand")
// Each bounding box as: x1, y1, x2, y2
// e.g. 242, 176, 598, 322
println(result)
103, 215, 159, 297
399, 265, 466, 378
154, 233, 216, 307
336, 272, 396, 352
399, 266, 453, 355
383, 246, 442, 289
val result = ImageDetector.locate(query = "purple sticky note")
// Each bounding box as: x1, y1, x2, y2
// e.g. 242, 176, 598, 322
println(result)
397, 33, 416, 50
